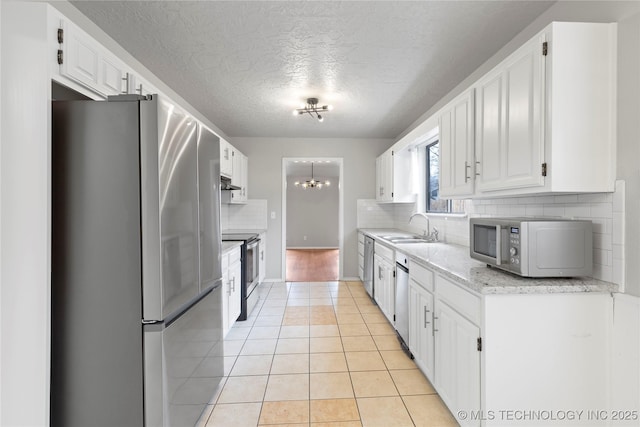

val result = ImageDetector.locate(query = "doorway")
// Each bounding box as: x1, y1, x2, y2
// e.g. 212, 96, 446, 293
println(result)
282, 158, 343, 281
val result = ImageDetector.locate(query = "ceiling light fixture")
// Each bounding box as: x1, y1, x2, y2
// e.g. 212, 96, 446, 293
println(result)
292, 98, 333, 122
294, 162, 330, 189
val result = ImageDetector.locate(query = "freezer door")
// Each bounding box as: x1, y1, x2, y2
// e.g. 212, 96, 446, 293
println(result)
140, 96, 201, 321
144, 286, 224, 427
197, 125, 223, 292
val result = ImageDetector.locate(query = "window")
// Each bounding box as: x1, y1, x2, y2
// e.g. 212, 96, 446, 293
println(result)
425, 141, 465, 213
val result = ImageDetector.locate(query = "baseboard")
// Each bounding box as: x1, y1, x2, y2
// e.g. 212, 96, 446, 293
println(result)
340, 277, 361, 282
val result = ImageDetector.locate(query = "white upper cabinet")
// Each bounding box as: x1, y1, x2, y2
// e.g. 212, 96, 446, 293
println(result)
57, 18, 128, 97
376, 147, 414, 203
126, 72, 158, 97
54, 15, 159, 99
375, 150, 392, 202
473, 21, 616, 196
439, 89, 475, 197
230, 149, 248, 204
220, 138, 233, 179
475, 32, 545, 193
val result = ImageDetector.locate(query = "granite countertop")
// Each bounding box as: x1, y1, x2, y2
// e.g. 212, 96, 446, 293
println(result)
222, 241, 243, 253
359, 228, 618, 295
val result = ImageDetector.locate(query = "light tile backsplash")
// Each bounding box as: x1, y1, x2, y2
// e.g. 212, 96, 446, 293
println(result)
357, 180, 626, 285
222, 199, 268, 231
356, 199, 396, 229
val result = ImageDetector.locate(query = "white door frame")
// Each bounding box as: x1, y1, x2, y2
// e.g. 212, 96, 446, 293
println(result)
281, 157, 344, 281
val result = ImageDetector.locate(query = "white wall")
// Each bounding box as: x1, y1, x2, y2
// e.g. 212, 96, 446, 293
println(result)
1, 3, 51, 426
286, 176, 339, 248
231, 137, 392, 280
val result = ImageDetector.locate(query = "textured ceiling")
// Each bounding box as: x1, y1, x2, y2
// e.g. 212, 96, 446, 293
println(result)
70, 1, 554, 139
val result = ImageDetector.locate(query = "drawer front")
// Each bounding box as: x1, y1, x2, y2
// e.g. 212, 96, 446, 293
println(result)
374, 241, 394, 262
410, 261, 434, 292
435, 275, 480, 325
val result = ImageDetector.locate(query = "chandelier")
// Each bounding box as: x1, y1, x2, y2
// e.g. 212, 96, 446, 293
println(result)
292, 98, 333, 122
294, 162, 330, 189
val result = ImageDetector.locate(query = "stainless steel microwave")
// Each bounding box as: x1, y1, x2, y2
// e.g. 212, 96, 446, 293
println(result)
469, 218, 593, 277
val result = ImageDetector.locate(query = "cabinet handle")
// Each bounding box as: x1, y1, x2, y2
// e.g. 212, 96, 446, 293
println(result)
136, 84, 143, 95
227, 279, 232, 296
230, 277, 235, 292
121, 72, 129, 94
261, 251, 264, 261
378, 266, 383, 280
475, 160, 481, 176
424, 306, 430, 328
224, 148, 229, 160
465, 161, 471, 183
433, 313, 438, 335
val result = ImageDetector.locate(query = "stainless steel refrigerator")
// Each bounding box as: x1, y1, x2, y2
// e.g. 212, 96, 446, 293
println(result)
51, 95, 224, 427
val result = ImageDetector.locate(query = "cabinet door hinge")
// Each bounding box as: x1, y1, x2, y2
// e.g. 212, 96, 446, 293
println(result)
393, 270, 396, 278
391, 192, 394, 198
57, 49, 64, 65
477, 337, 482, 352
541, 162, 547, 177
57, 28, 64, 44
542, 41, 548, 56
393, 314, 396, 321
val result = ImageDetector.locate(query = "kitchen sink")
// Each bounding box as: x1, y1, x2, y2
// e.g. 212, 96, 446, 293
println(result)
391, 238, 437, 243
380, 235, 436, 243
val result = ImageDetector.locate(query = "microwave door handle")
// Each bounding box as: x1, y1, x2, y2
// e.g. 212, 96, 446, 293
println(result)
495, 225, 502, 265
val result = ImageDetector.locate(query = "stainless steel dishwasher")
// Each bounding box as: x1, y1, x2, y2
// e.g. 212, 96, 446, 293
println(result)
395, 251, 412, 357
363, 236, 375, 299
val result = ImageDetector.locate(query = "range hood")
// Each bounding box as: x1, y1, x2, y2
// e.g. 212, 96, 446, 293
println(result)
221, 176, 240, 190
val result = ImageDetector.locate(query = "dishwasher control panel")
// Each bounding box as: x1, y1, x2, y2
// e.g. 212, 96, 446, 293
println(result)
395, 252, 409, 268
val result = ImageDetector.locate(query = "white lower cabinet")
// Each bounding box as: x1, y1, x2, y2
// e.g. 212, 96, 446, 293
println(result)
408, 261, 612, 427
435, 299, 481, 427
409, 278, 435, 381
374, 243, 395, 325
222, 246, 242, 336
409, 263, 481, 427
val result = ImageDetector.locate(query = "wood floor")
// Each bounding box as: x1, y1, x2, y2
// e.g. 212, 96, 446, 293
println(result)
286, 249, 339, 282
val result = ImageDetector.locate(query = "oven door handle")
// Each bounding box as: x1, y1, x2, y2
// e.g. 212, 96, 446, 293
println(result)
496, 225, 502, 265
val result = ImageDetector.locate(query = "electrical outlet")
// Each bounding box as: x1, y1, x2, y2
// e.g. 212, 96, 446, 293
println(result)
271, 211, 276, 219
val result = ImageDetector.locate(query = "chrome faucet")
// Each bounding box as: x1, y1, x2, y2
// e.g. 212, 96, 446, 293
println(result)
409, 212, 438, 241
409, 212, 438, 239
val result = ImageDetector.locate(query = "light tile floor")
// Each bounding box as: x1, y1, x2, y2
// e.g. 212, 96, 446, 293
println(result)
200, 281, 459, 427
